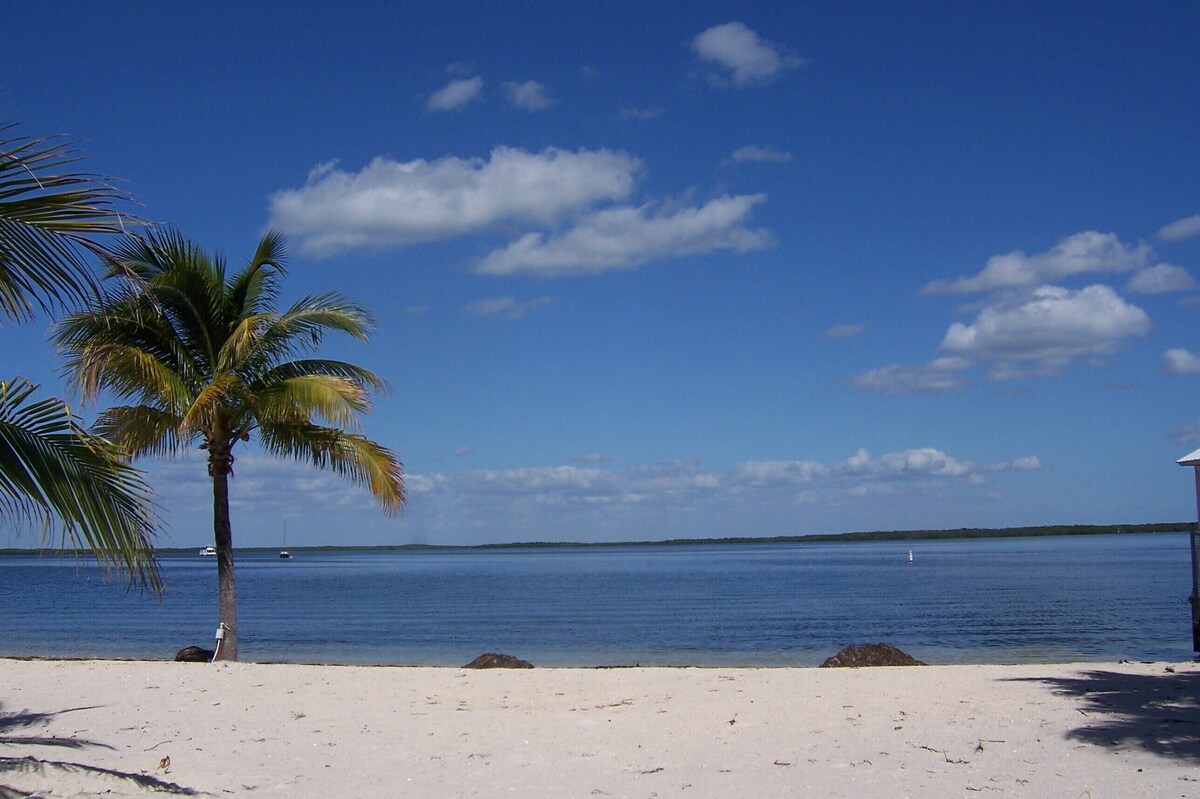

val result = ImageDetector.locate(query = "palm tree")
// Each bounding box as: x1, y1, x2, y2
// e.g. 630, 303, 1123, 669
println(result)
55, 229, 405, 659
0, 124, 160, 591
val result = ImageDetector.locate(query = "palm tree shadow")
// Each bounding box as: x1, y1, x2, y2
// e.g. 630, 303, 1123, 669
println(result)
1011, 668, 1200, 761
0, 702, 198, 796
0, 704, 110, 750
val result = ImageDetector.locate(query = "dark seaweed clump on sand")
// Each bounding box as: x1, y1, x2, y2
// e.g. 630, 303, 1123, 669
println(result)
820, 643, 926, 668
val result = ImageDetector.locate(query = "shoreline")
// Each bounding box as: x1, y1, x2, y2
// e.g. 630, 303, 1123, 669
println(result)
3, 658, 1197, 797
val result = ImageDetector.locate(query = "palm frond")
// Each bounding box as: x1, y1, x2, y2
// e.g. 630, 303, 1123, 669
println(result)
260, 359, 389, 392
258, 374, 372, 428
228, 230, 286, 318
178, 372, 247, 436
260, 421, 405, 513
0, 126, 140, 320
0, 378, 161, 592
94, 405, 191, 459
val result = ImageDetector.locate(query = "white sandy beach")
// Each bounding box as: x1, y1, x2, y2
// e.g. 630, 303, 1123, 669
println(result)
1, 658, 1197, 798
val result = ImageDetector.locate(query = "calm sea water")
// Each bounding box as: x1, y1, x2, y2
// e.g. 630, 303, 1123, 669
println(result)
0, 533, 1193, 666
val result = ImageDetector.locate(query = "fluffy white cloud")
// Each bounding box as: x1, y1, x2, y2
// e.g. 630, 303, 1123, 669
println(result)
269, 146, 640, 256
851, 357, 970, 395
728, 145, 793, 164
692, 22, 804, 86
474, 194, 772, 277
426, 76, 484, 111
939, 285, 1150, 374
1158, 214, 1200, 242
1163, 348, 1200, 375
465, 295, 552, 320
922, 232, 1155, 295
1124, 263, 1196, 294
503, 80, 555, 110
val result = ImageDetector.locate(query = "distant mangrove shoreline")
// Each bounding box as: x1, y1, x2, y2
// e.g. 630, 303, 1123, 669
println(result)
5, 521, 1189, 557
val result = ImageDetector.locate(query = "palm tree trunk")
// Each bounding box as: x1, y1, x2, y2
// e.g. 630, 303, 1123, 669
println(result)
211, 464, 238, 661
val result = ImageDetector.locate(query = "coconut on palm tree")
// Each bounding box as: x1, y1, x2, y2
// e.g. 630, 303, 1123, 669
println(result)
0, 124, 159, 591
55, 229, 405, 659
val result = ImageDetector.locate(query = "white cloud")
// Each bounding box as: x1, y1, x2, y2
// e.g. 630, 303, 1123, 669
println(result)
993, 451, 1041, 470
940, 285, 1150, 375
1163, 348, 1200, 375
465, 295, 552, 320
1124, 263, 1196, 294
733, 459, 828, 485
269, 146, 640, 256
922, 232, 1156, 295
474, 194, 772, 277
143, 444, 1043, 547
851, 357, 970, 395
619, 107, 665, 120
400, 447, 1041, 543
692, 22, 804, 86
503, 80, 555, 110
1172, 419, 1200, 444
728, 145, 793, 165
1158, 214, 1200, 242
825, 323, 865, 339
426, 76, 484, 112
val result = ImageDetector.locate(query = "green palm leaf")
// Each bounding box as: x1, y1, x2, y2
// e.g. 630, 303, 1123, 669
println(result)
0, 378, 160, 591
0, 123, 159, 593
0, 125, 137, 320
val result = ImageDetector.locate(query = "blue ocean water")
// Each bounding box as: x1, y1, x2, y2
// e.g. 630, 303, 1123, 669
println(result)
0, 533, 1193, 666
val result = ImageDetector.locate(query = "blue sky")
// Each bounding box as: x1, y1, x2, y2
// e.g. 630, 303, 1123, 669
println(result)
4, 1, 1200, 548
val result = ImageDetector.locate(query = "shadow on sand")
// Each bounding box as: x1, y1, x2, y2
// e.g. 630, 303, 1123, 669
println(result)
1014, 668, 1200, 761
0, 702, 198, 797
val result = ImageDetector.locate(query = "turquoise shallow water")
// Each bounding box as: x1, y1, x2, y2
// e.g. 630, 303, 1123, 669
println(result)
0, 533, 1193, 666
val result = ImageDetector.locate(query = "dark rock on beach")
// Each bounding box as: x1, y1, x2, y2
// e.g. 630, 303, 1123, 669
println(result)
174, 645, 215, 662
819, 643, 926, 668
463, 652, 534, 669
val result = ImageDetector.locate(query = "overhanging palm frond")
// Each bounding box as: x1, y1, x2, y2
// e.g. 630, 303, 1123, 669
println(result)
0, 379, 160, 592
94, 405, 190, 459
0, 126, 138, 321
258, 374, 373, 428
261, 359, 389, 390
260, 421, 405, 513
